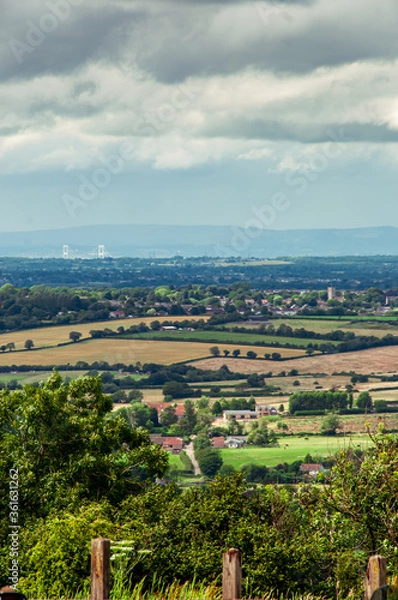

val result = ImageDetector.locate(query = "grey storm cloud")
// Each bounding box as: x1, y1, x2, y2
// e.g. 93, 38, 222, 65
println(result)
1, 0, 397, 85
0, 1, 143, 81
128, 2, 398, 83
1, 0, 398, 155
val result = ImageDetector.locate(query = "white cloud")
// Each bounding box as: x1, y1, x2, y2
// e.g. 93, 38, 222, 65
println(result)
1, 0, 398, 174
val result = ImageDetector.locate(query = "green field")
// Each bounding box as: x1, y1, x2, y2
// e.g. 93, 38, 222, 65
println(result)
167, 453, 184, 469
123, 329, 334, 349
221, 435, 371, 469
0, 370, 89, 385
272, 317, 398, 338
0, 370, 144, 386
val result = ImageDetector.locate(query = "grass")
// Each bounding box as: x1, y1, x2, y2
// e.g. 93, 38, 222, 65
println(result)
0, 370, 86, 385
221, 434, 372, 469
0, 370, 144, 386
124, 329, 332, 349
272, 317, 398, 338
0, 315, 210, 352
167, 453, 185, 469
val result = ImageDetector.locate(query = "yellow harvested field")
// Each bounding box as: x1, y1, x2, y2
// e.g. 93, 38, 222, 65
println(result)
0, 315, 209, 351
365, 389, 398, 401
0, 338, 307, 367
191, 346, 398, 376
0, 339, 212, 366
0, 339, 302, 367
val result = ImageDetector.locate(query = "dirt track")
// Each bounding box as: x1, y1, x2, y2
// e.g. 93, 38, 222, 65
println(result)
190, 346, 398, 376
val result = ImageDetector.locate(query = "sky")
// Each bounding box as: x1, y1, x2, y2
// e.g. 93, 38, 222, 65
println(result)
1, 0, 398, 232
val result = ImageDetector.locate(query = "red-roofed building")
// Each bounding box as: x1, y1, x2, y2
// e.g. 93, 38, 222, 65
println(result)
150, 435, 184, 454
211, 436, 225, 448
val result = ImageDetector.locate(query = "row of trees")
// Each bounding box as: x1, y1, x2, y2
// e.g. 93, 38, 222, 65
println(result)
289, 391, 350, 414
210, 346, 283, 360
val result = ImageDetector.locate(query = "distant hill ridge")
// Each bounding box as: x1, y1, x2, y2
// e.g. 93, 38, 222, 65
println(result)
0, 224, 397, 258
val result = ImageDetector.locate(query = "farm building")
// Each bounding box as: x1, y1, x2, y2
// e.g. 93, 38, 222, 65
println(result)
224, 436, 247, 449
150, 435, 184, 454
223, 410, 257, 421
211, 436, 226, 448
223, 404, 277, 421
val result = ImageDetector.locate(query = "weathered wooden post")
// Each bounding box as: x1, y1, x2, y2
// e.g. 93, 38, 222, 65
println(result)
365, 555, 387, 600
91, 538, 111, 600
223, 548, 242, 600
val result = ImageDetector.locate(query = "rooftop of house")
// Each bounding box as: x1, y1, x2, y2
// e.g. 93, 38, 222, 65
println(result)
211, 436, 225, 447
150, 435, 184, 448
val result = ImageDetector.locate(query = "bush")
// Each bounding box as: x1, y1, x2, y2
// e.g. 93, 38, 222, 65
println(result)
197, 448, 223, 477
19, 504, 117, 598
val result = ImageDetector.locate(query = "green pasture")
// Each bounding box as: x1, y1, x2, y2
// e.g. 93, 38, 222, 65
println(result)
0, 370, 86, 385
288, 314, 398, 322
272, 317, 398, 338
167, 453, 184, 469
221, 434, 371, 469
187, 379, 247, 388
122, 329, 337, 348
0, 370, 143, 386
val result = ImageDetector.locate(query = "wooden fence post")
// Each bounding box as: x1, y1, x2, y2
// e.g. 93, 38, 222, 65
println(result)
223, 548, 242, 600
365, 555, 387, 600
91, 538, 111, 600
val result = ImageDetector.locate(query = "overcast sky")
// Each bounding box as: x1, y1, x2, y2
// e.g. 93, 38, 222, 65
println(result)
1, 0, 398, 232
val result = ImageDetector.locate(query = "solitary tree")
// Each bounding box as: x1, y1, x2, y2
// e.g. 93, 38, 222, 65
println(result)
159, 405, 178, 427
6, 342, 15, 352
197, 448, 223, 477
24, 339, 34, 350
232, 349, 241, 358
69, 331, 82, 343
181, 399, 197, 435
320, 414, 342, 435
210, 346, 220, 357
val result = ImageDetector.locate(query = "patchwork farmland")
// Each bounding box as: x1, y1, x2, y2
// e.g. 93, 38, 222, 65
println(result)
0, 315, 210, 351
